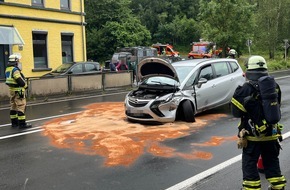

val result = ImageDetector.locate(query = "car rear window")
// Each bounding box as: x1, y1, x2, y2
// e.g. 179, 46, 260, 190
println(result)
71, 64, 82, 74
85, 63, 99, 71
212, 62, 230, 77
229, 61, 239, 72
199, 65, 214, 80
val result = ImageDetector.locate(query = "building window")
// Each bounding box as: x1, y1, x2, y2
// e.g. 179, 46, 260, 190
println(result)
32, 0, 44, 6
60, 0, 70, 10
33, 32, 48, 68
61, 34, 73, 63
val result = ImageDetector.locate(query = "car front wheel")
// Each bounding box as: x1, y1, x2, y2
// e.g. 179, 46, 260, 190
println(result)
181, 100, 195, 122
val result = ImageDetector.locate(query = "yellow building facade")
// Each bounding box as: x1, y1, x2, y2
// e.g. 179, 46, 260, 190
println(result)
0, 0, 86, 78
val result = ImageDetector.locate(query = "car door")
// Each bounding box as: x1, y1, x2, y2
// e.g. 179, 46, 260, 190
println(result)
195, 64, 217, 111
209, 61, 232, 106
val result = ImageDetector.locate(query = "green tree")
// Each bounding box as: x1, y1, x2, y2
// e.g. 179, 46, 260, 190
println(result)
252, 0, 290, 59
155, 16, 200, 47
198, 0, 255, 57
130, 0, 199, 45
85, 0, 151, 62
85, 0, 132, 29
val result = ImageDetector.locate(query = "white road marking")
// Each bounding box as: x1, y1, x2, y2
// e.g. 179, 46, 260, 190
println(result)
1, 82, 289, 189
165, 131, 290, 190
165, 73, 290, 190
0, 129, 43, 140
0, 111, 82, 139
0, 111, 82, 128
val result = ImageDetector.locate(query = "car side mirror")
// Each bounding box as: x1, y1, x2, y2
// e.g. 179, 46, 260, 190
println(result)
196, 78, 207, 88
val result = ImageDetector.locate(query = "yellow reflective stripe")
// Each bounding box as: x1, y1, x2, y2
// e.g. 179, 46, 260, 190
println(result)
10, 87, 23, 91
231, 98, 247, 112
255, 124, 267, 133
10, 114, 18, 119
243, 187, 260, 190
243, 180, 261, 189
5, 67, 18, 85
243, 180, 261, 185
18, 115, 26, 120
246, 135, 278, 141
267, 176, 286, 189
6, 78, 17, 84
237, 121, 241, 128
13, 70, 21, 79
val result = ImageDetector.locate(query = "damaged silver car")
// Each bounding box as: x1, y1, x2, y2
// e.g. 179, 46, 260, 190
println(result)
124, 57, 245, 123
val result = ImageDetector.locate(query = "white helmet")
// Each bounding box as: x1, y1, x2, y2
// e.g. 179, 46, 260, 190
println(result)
9, 54, 20, 62
228, 49, 237, 55
246, 55, 267, 70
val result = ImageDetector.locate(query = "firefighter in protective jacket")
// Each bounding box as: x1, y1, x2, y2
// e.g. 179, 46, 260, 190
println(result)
231, 55, 286, 190
5, 54, 32, 129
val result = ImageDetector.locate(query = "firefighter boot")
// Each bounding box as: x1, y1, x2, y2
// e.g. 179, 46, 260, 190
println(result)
11, 118, 19, 128
19, 122, 32, 129
10, 110, 18, 128
18, 112, 32, 129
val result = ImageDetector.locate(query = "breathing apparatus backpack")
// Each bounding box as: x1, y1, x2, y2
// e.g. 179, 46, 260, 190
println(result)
243, 76, 281, 134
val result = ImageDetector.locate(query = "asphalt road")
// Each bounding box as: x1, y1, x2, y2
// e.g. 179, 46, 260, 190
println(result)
181, 136, 290, 190
0, 70, 289, 190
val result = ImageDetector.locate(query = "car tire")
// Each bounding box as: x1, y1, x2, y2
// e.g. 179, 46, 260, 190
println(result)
181, 100, 195, 122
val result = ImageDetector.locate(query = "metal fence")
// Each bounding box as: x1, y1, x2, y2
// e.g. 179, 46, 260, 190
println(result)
0, 71, 133, 102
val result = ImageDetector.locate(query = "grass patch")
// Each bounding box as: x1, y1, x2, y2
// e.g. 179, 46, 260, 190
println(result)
237, 55, 290, 72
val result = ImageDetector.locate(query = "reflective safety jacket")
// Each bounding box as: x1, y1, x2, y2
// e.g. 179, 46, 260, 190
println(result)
5, 66, 26, 91
231, 81, 282, 141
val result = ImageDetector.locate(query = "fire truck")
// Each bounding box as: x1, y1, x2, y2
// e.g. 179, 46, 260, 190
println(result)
152, 43, 179, 57
188, 41, 223, 59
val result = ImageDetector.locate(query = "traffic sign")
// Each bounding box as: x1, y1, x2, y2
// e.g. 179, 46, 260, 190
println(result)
246, 39, 252, 46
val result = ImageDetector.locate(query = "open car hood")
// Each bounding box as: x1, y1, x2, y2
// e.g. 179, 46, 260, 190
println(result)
137, 57, 179, 82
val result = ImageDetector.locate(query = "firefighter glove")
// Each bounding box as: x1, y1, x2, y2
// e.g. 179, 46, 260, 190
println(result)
237, 129, 249, 149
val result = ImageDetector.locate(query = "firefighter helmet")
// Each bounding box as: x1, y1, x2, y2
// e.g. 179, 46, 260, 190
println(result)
228, 49, 237, 55
245, 55, 267, 70
8, 54, 20, 62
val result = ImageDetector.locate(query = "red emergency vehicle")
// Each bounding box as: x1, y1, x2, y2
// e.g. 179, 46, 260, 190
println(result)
152, 43, 179, 57
188, 41, 222, 59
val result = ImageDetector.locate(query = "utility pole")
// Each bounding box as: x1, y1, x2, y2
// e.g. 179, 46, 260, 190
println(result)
246, 39, 252, 55
283, 39, 289, 68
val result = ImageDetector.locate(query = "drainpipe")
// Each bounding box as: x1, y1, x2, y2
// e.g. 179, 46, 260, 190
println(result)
80, 0, 86, 61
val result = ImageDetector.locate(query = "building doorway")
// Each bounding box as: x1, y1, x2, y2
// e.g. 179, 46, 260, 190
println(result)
0, 45, 9, 79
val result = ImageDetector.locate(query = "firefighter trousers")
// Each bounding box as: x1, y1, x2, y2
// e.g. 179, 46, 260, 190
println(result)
242, 140, 286, 189
9, 90, 27, 127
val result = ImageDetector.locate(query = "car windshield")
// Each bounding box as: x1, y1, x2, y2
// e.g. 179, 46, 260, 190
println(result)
173, 66, 195, 83
52, 63, 73, 73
